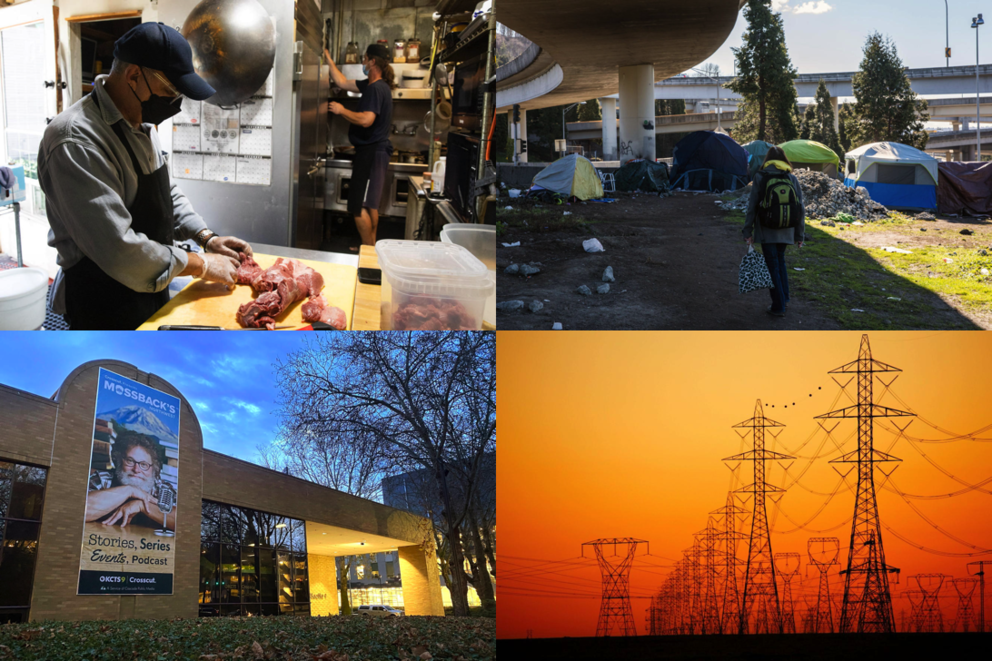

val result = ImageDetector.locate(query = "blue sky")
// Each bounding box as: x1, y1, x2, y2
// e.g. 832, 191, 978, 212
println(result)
0, 332, 309, 462
696, 1, 989, 78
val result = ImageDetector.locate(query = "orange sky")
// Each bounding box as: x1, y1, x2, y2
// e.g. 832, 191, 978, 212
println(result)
498, 332, 992, 640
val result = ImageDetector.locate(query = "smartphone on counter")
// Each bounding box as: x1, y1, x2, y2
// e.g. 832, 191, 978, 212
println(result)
358, 267, 382, 285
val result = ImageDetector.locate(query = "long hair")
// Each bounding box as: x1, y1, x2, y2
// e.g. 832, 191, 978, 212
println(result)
370, 56, 397, 90
762, 146, 792, 168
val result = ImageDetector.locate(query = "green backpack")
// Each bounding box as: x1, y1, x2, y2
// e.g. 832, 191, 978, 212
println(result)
758, 172, 801, 230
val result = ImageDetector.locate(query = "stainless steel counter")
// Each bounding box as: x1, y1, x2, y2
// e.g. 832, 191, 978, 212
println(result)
252, 243, 359, 267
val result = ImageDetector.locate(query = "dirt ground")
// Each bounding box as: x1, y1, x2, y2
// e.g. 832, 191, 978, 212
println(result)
496, 192, 991, 330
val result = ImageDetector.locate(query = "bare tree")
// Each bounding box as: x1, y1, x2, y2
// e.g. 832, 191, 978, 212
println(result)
271, 332, 496, 617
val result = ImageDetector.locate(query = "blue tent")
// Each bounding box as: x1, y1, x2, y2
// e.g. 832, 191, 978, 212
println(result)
844, 142, 938, 210
670, 131, 749, 191
743, 140, 775, 179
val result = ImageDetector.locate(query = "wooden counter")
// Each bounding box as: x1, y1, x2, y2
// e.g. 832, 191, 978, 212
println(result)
352, 245, 382, 330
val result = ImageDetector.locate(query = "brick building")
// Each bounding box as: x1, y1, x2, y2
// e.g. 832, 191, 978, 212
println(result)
0, 359, 445, 623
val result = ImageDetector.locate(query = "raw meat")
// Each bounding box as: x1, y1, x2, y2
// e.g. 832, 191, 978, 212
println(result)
392, 297, 476, 330
236, 256, 334, 330
302, 294, 347, 330
236, 252, 263, 285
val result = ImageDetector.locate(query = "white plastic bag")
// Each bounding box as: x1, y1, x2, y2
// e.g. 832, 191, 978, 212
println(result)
582, 238, 605, 253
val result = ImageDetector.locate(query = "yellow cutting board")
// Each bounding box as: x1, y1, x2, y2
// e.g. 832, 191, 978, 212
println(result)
137, 253, 357, 330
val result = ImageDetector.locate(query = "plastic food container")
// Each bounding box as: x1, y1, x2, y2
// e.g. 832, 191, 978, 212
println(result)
376, 240, 493, 330
439, 224, 495, 327
0, 267, 49, 330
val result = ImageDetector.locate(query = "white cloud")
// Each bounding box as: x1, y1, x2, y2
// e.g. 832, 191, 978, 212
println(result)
772, 0, 833, 13
224, 398, 262, 415
793, 1, 833, 14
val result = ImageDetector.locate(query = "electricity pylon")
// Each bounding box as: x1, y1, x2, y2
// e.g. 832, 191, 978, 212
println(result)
696, 517, 722, 634
951, 577, 979, 632
914, 574, 946, 633
725, 399, 795, 634
904, 590, 924, 632
711, 493, 749, 633
775, 553, 802, 634
817, 334, 914, 633
581, 538, 648, 637
806, 537, 840, 633
967, 560, 992, 632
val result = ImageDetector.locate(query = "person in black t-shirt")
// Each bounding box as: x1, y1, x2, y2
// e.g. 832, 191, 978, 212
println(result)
326, 43, 395, 246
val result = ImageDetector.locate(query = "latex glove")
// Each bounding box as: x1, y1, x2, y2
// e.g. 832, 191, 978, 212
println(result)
197, 252, 240, 285
206, 235, 253, 260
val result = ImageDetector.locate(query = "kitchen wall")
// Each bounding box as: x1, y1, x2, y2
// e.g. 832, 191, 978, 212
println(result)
325, 0, 436, 65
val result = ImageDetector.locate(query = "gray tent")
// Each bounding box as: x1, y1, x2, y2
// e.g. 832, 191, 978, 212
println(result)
532, 154, 604, 200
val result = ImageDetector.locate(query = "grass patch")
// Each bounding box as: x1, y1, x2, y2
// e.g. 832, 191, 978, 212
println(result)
0, 615, 496, 661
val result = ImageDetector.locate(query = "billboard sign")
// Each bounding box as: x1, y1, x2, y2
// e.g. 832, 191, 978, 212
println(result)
78, 368, 181, 595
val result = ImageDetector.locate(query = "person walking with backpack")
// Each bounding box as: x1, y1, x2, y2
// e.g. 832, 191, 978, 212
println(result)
743, 146, 805, 317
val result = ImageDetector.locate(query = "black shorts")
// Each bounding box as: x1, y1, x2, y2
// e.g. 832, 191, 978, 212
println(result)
349, 147, 390, 217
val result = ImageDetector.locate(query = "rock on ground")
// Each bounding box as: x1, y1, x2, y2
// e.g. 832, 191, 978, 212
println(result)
603, 266, 615, 282
576, 285, 592, 296
497, 300, 525, 313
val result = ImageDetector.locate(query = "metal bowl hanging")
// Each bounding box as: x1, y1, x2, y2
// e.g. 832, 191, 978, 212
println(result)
182, 0, 276, 107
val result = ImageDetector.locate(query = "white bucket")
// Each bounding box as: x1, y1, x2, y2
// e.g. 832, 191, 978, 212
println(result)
0, 267, 49, 330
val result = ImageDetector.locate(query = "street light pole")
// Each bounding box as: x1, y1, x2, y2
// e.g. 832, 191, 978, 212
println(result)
946, 0, 950, 67
974, 14, 984, 161
561, 102, 585, 156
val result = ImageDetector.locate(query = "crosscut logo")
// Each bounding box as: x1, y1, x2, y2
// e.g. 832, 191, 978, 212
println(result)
102, 379, 177, 415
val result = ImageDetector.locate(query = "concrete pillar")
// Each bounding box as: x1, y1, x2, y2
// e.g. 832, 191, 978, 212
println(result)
398, 545, 445, 616
618, 64, 656, 164
830, 97, 840, 132
952, 121, 961, 132
307, 554, 340, 616
516, 108, 528, 163
599, 97, 618, 161
963, 118, 972, 131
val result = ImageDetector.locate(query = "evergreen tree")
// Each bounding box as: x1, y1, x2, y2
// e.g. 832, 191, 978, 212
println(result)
727, 0, 799, 144
800, 104, 815, 140
838, 103, 852, 153
847, 33, 929, 150
808, 79, 843, 160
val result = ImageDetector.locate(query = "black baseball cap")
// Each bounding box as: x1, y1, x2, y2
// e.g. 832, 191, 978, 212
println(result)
113, 23, 216, 101
366, 43, 390, 61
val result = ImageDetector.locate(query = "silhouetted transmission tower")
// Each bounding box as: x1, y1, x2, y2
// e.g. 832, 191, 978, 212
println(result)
914, 574, 945, 632
775, 552, 801, 634
817, 334, 914, 633
806, 537, 840, 634
951, 577, 978, 632
725, 399, 795, 634
581, 538, 648, 637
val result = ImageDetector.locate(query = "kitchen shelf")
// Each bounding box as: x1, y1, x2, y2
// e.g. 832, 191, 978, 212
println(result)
439, 25, 490, 65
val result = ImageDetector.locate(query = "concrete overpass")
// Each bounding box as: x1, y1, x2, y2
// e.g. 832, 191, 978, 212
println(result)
925, 129, 992, 161
497, 0, 746, 163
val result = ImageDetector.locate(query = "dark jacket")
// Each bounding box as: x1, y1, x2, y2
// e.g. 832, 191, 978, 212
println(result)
743, 164, 806, 245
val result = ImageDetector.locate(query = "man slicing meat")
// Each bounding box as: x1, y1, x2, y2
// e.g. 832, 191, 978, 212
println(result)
324, 43, 395, 247
38, 23, 254, 329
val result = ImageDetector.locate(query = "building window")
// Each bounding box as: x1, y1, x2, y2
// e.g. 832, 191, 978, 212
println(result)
0, 461, 47, 624
199, 500, 309, 617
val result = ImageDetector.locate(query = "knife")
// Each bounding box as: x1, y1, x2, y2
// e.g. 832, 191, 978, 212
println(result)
157, 325, 295, 330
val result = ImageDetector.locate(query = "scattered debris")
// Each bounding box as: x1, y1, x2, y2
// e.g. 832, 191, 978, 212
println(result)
562, 211, 572, 216
528, 300, 544, 313
793, 170, 889, 221
503, 205, 514, 210
602, 266, 615, 282
582, 238, 605, 253
576, 285, 592, 296
508, 189, 522, 198
597, 283, 610, 294
887, 297, 902, 301
504, 263, 520, 275
794, 267, 805, 271
982, 268, 990, 276
981, 250, 989, 256
914, 211, 936, 220
880, 246, 913, 254
552, 322, 563, 330
519, 263, 541, 276
501, 241, 520, 247
851, 308, 865, 312
943, 258, 955, 263
496, 300, 525, 313
921, 228, 927, 232
961, 229, 975, 236
820, 219, 836, 227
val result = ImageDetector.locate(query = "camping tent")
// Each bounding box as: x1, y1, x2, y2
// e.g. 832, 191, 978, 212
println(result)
670, 131, 749, 191
614, 159, 669, 192
743, 140, 775, 179
844, 142, 938, 210
779, 140, 840, 177
531, 154, 604, 200
936, 161, 992, 215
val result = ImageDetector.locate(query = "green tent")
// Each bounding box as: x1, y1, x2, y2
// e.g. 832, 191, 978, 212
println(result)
532, 154, 604, 200
614, 159, 669, 192
779, 139, 840, 176
743, 141, 775, 179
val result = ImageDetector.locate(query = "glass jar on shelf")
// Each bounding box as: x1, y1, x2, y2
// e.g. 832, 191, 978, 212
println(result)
394, 39, 407, 63
345, 42, 359, 64
405, 38, 421, 62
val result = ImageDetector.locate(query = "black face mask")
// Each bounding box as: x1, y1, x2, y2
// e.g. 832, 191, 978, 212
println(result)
130, 68, 183, 125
